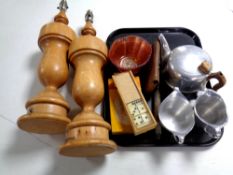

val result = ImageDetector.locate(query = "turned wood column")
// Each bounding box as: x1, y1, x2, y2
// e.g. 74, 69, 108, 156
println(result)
59, 10, 117, 157
17, 1, 75, 134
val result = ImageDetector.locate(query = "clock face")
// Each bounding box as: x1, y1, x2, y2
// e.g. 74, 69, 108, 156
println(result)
127, 99, 151, 128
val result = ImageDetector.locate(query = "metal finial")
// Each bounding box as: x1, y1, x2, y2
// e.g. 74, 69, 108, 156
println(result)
57, 0, 68, 11
85, 10, 94, 23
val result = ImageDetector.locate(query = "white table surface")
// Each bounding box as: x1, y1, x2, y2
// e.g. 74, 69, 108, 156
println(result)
1, 0, 233, 174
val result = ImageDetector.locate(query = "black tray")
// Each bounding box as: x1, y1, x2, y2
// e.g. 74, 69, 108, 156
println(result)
103, 27, 223, 147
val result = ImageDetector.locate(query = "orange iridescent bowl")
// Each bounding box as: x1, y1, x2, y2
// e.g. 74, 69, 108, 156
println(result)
108, 35, 152, 74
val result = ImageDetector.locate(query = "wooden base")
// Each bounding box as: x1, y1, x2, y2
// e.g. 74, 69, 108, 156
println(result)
61, 13, 117, 156
59, 139, 116, 157
17, 88, 70, 134
59, 112, 117, 157
18, 113, 70, 134
17, 9, 75, 134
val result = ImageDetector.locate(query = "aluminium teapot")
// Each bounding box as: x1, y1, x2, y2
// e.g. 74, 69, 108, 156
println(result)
158, 34, 225, 93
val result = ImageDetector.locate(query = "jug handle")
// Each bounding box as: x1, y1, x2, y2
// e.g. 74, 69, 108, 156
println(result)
207, 71, 226, 91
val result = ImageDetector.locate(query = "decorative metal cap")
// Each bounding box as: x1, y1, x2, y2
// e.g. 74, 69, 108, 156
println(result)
57, 0, 68, 11
85, 10, 94, 23
81, 10, 96, 36
54, 0, 69, 24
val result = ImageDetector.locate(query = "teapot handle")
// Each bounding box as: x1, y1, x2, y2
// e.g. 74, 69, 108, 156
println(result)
158, 34, 171, 65
207, 71, 226, 91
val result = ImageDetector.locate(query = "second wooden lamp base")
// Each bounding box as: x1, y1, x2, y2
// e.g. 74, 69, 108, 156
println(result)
60, 112, 116, 157
59, 10, 117, 157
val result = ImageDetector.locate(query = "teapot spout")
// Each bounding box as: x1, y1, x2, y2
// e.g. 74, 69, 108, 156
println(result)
158, 34, 171, 65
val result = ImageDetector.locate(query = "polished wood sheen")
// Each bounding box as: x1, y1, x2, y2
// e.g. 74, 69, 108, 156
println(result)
59, 12, 117, 157
17, 10, 75, 134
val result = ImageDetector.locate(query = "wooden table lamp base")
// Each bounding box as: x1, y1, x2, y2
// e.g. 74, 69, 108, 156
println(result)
17, 1, 75, 134
17, 115, 70, 134
59, 10, 117, 156
60, 141, 116, 157
60, 112, 116, 157
18, 88, 70, 134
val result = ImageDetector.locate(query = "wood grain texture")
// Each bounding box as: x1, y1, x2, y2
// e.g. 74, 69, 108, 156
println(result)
144, 39, 160, 94
59, 19, 116, 157
17, 10, 75, 134
112, 71, 157, 135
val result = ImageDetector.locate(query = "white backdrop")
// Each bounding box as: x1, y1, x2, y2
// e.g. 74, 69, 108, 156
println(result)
0, 0, 233, 174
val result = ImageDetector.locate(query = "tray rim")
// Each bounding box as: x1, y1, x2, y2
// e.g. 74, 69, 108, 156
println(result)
106, 27, 202, 48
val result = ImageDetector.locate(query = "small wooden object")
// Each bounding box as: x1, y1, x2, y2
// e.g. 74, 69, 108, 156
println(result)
144, 39, 160, 94
17, 0, 75, 134
152, 88, 162, 139
198, 61, 226, 91
59, 10, 117, 157
198, 60, 212, 74
108, 77, 141, 134
112, 71, 157, 135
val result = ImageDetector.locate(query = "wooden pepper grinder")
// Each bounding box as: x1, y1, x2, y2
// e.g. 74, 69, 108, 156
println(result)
60, 10, 117, 157
17, 0, 75, 134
